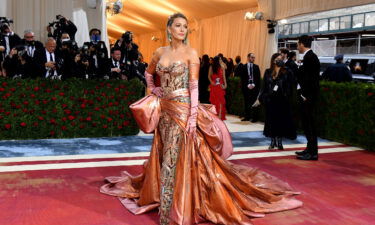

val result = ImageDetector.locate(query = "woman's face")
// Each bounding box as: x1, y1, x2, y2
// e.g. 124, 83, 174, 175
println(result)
274, 55, 283, 64
168, 17, 188, 42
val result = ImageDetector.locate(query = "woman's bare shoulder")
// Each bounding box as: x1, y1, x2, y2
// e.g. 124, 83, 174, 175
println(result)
185, 46, 199, 63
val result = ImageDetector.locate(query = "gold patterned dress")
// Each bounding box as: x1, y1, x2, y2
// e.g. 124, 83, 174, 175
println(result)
100, 62, 303, 225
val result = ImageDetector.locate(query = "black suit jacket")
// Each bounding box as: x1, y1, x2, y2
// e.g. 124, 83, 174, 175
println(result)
0, 33, 21, 62
240, 63, 261, 94
34, 49, 63, 78
297, 50, 320, 101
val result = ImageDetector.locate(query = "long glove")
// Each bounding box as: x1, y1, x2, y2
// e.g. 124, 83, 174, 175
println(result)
145, 71, 163, 97
186, 62, 200, 139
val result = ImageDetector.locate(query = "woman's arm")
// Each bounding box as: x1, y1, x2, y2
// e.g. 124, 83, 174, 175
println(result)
145, 48, 163, 96
187, 48, 200, 139
222, 68, 227, 89
208, 65, 213, 85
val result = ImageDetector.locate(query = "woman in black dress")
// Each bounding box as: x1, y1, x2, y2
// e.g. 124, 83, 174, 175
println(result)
254, 53, 296, 150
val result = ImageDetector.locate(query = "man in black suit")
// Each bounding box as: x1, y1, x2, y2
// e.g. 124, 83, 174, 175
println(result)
0, 23, 21, 72
34, 38, 63, 79
322, 54, 352, 82
295, 35, 320, 160
20, 29, 44, 59
103, 47, 126, 80
240, 53, 261, 122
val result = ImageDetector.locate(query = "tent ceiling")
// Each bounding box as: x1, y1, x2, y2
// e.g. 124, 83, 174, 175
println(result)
107, 0, 258, 41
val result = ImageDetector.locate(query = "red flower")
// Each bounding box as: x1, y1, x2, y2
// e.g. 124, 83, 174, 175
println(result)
59, 92, 65, 96
23, 101, 29, 105
94, 107, 100, 111
2, 82, 7, 87
114, 87, 119, 92
107, 117, 113, 122
64, 109, 72, 115
38, 116, 44, 121
68, 115, 75, 120
41, 110, 47, 115
92, 122, 97, 127
120, 114, 125, 119
108, 102, 113, 107
10, 88, 16, 92
45, 88, 52, 93
50, 119, 56, 124
43, 100, 48, 104
22, 108, 28, 113
62, 117, 67, 121
50, 131, 55, 136
30, 94, 36, 98
86, 117, 92, 121
122, 121, 130, 126
5, 112, 11, 116
100, 114, 106, 119
103, 125, 108, 128
4, 124, 11, 129
34, 87, 40, 91
61, 104, 68, 108
33, 122, 39, 127
81, 103, 86, 109
0, 87, 5, 92
117, 125, 123, 129
51, 97, 57, 101
71, 122, 76, 126
70, 96, 75, 100
368, 92, 373, 97
61, 126, 67, 131
20, 122, 27, 127
35, 100, 40, 105
79, 124, 85, 129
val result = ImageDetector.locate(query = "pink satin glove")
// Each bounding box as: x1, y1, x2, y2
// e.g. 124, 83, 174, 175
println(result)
187, 79, 198, 139
145, 71, 163, 97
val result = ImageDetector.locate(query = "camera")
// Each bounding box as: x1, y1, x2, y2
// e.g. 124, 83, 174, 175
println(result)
0, 17, 13, 33
61, 39, 78, 51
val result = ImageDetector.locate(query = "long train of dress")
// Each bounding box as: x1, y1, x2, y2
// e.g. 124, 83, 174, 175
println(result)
100, 62, 302, 225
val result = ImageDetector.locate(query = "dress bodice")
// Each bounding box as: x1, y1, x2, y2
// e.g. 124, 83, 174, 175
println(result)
156, 61, 189, 96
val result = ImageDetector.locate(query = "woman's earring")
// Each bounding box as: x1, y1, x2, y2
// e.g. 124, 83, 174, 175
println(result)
168, 33, 172, 42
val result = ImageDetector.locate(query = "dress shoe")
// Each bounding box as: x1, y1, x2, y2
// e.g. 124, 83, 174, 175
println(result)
268, 138, 276, 150
276, 137, 283, 150
241, 118, 250, 121
295, 149, 308, 156
250, 119, 258, 123
296, 153, 318, 161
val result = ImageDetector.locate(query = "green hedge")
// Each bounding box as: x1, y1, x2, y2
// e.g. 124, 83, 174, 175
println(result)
226, 77, 375, 150
0, 78, 144, 140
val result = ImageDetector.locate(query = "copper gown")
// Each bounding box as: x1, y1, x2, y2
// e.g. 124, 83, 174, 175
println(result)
100, 62, 302, 225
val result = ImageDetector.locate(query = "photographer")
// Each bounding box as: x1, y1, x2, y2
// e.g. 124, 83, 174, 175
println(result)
2, 46, 36, 79
58, 35, 79, 80
34, 38, 64, 79
47, 15, 77, 41
20, 29, 44, 59
0, 18, 21, 75
83, 28, 108, 78
115, 31, 145, 82
72, 50, 92, 79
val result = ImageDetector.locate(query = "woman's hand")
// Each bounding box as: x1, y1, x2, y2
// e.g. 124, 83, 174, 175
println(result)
221, 84, 227, 89
151, 87, 163, 97
252, 99, 260, 107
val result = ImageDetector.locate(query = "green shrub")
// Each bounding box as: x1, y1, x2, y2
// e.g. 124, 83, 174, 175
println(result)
0, 78, 144, 140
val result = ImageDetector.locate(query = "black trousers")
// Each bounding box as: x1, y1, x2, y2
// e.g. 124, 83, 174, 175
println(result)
299, 99, 318, 154
242, 89, 259, 120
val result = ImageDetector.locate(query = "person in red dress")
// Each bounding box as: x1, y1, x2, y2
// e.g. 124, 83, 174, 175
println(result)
209, 56, 227, 120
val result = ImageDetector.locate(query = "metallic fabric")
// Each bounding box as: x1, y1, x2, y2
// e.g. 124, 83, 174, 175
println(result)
101, 62, 302, 225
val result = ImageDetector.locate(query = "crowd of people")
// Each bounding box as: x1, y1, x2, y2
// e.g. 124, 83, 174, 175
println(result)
198, 35, 321, 160
0, 16, 146, 83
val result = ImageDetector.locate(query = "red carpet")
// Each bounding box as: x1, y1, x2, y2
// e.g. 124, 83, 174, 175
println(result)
0, 151, 374, 225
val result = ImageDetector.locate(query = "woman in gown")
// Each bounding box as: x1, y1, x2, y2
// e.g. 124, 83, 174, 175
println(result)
101, 13, 302, 225
253, 53, 297, 150
209, 56, 227, 120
